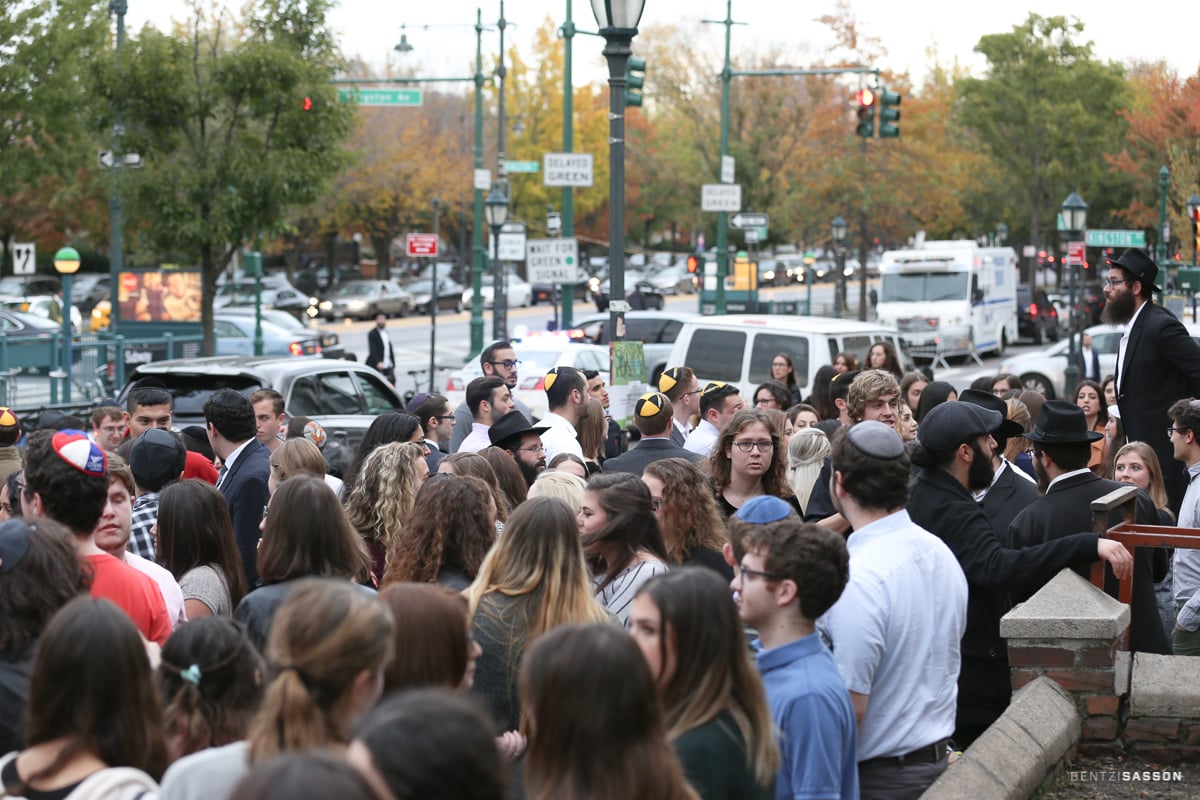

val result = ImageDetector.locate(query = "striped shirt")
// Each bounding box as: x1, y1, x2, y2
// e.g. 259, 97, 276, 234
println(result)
595, 557, 670, 627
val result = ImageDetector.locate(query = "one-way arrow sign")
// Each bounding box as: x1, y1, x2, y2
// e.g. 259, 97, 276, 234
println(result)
730, 212, 769, 230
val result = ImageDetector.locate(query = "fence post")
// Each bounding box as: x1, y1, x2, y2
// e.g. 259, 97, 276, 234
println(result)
0, 336, 8, 406
114, 335, 126, 390
164, 332, 175, 360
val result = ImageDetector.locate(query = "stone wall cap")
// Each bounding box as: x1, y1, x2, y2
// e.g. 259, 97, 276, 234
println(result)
1000, 568, 1130, 640
1130, 652, 1200, 717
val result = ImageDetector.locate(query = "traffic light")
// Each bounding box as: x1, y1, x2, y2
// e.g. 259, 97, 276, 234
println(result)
855, 89, 875, 138
625, 57, 646, 107
878, 89, 901, 138
686, 254, 701, 273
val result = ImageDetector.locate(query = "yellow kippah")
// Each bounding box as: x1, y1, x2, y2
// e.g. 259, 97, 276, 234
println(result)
701, 381, 728, 396
636, 392, 668, 417
544, 368, 561, 391
0, 408, 16, 428
659, 367, 682, 393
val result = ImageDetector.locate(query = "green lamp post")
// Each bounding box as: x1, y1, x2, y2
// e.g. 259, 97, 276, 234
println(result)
54, 246, 81, 403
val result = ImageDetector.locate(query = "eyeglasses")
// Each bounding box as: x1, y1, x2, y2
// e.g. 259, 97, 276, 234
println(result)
1167, 427, 1185, 438
434, 415, 456, 422
650, 498, 663, 513
732, 440, 774, 452
488, 359, 521, 369
683, 388, 703, 397
1104, 278, 1128, 288
516, 444, 546, 454
262, 504, 270, 522
739, 563, 784, 582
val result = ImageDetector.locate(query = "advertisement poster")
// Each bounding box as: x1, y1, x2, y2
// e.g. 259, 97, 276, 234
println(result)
118, 270, 202, 322
609, 340, 648, 428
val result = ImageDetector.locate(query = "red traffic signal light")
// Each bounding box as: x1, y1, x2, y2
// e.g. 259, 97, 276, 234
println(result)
686, 255, 700, 274
855, 89, 876, 138
302, 97, 313, 111
855, 88, 876, 107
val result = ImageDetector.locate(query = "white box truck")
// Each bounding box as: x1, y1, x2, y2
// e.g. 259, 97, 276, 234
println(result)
874, 240, 1018, 359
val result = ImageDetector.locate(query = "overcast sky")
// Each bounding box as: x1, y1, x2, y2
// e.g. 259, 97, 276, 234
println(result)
124, 0, 1200, 91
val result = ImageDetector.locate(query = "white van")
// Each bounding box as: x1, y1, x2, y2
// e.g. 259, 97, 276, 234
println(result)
664, 315, 910, 398
875, 240, 1018, 358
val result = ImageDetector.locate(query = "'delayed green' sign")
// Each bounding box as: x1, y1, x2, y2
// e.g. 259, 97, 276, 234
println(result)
338, 89, 424, 107
1085, 229, 1146, 248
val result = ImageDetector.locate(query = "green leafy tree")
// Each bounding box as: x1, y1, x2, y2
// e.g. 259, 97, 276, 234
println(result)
0, 0, 108, 264
94, 0, 355, 353
957, 14, 1131, 280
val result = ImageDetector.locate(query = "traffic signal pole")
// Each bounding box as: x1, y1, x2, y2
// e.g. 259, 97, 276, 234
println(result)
560, 1, 576, 330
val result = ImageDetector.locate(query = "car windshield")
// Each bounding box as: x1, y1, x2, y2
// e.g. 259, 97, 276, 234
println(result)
407, 281, 434, 293
337, 283, 375, 297
880, 272, 969, 303
0, 278, 26, 295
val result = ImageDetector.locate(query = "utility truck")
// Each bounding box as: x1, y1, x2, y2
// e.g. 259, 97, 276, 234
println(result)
875, 240, 1018, 359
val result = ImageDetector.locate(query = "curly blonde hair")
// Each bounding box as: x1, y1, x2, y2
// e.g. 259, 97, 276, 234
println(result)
344, 442, 425, 556
642, 458, 727, 564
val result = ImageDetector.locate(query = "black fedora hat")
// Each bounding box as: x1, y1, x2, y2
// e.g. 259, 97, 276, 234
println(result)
1024, 399, 1103, 444
1107, 249, 1161, 293
958, 389, 1025, 439
488, 410, 549, 448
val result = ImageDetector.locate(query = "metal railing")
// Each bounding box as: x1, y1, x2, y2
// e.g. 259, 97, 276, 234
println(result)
0, 331, 203, 413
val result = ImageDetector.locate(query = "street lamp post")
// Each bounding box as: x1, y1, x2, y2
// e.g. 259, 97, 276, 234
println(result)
831, 215, 847, 318
1159, 166, 1170, 264
1060, 191, 1088, 399
54, 247, 81, 404
429, 197, 440, 392
591, 0, 646, 344
997, 222, 1009, 247
485, 186, 511, 340
1188, 194, 1200, 268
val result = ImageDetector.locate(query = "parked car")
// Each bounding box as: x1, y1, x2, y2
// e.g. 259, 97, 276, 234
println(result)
642, 263, 698, 295
588, 271, 665, 311
444, 336, 610, 420
214, 277, 316, 320
997, 322, 1200, 399
317, 280, 413, 320
0, 295, 83, 331
531, 271, 592, 305
70, 274, 111, 314
407, 278, 466, 313
0, 308, 66, 372
0, 275, 61, 297
214, 306, 345, 359
116, 357, 404, 475
756, 259, 788, 287
469, 273, 533, 309
212, 315, 321, 357
1016, 284, 1060, 344
1047, 292, 1074, 335
572, 310, 697, 383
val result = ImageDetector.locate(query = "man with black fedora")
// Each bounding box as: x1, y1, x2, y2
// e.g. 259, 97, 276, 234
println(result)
958, 389, 1037, 543
489, 410, 549, 487
1009, 400, 1170, 655
908, 401, 1134, 746
1104, 248, 1200, 513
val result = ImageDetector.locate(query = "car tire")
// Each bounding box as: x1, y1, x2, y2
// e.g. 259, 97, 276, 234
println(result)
1022, 372, 1055, 400
454, 298, 463, 314
1033, 325, 1044, 346
1048, 324, 1060, 342
653, 296, 664, 310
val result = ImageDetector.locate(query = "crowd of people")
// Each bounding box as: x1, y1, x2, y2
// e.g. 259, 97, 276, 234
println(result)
1, 249, 1200, 800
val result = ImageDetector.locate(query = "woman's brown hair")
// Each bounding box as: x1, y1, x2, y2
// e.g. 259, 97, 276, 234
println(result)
378, 583, 470, 692
582, 473, 669, 591
382, 475, 495, 585
247, 579, 394, 761
704, 408, 791, 499
157, 479, 250, 607
641, 458, 727, 564
259, 475, 371, 585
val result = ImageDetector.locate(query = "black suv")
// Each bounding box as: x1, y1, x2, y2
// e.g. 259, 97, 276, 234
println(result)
1016, 284, 1059, 344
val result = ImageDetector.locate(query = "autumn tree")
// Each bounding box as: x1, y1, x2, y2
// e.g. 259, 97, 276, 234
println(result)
94, 0, 355, 354
957, 14, 1131, 279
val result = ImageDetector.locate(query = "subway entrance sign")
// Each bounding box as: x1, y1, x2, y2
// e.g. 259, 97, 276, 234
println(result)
338, 89, 424, 107
1085, 229, 1146, 248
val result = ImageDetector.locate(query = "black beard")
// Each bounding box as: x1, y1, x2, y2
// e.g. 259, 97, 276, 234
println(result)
1033, 453, 1050, 494
1101, 290, 1135, 324
518, 458, 543, 487
967, 440, 995, 491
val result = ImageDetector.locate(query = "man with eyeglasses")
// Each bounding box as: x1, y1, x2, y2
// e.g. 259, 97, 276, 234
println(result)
601, 392, 700, 475
450, 341, 534, 453
821, 421, 966, 799
407, 392, 454, 471
1167, 398, 1200, 656
658, 366, 700, 447
683, 382, 744, 457
489, 410, 549, 487
1104, 249, 1200, 512
728, 495, 859, 800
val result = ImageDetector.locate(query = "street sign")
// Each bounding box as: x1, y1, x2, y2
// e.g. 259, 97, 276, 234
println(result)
505, 160, 539, 174
1085, 229, 1146, 248
338, 88, 424, 106
745, 229, 760, 244
474, 169, 491, 191
546, 212, 562, 236
543, 153, 593, 187
1067, 241, 1085, 266
406, 233, 439, 257
1023, 245, 1037, 258
11, 243, 35, 275
701, 184, 741, 213
98, 150, 114, 169
526, 237, 580, 284
496, 222, 527, 261
730, 212, 769, 230
123, 152, 144, 168
720, 155, 735, 184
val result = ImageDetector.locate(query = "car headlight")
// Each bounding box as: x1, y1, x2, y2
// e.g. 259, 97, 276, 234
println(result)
414, 294, 431, 305
319, 300, 332, 310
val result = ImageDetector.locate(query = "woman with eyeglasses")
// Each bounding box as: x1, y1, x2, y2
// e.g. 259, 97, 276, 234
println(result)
578, 473, 671, 627
752, 381, 791, 411
703, 408, 796, 519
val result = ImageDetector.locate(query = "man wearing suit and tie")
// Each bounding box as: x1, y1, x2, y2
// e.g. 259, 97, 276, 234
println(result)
1106, 249, 1200, 512
205, 389, 271, 588
367, 313, 396, 383
602, 392, 702, 475
1077, 333, 1102, 383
